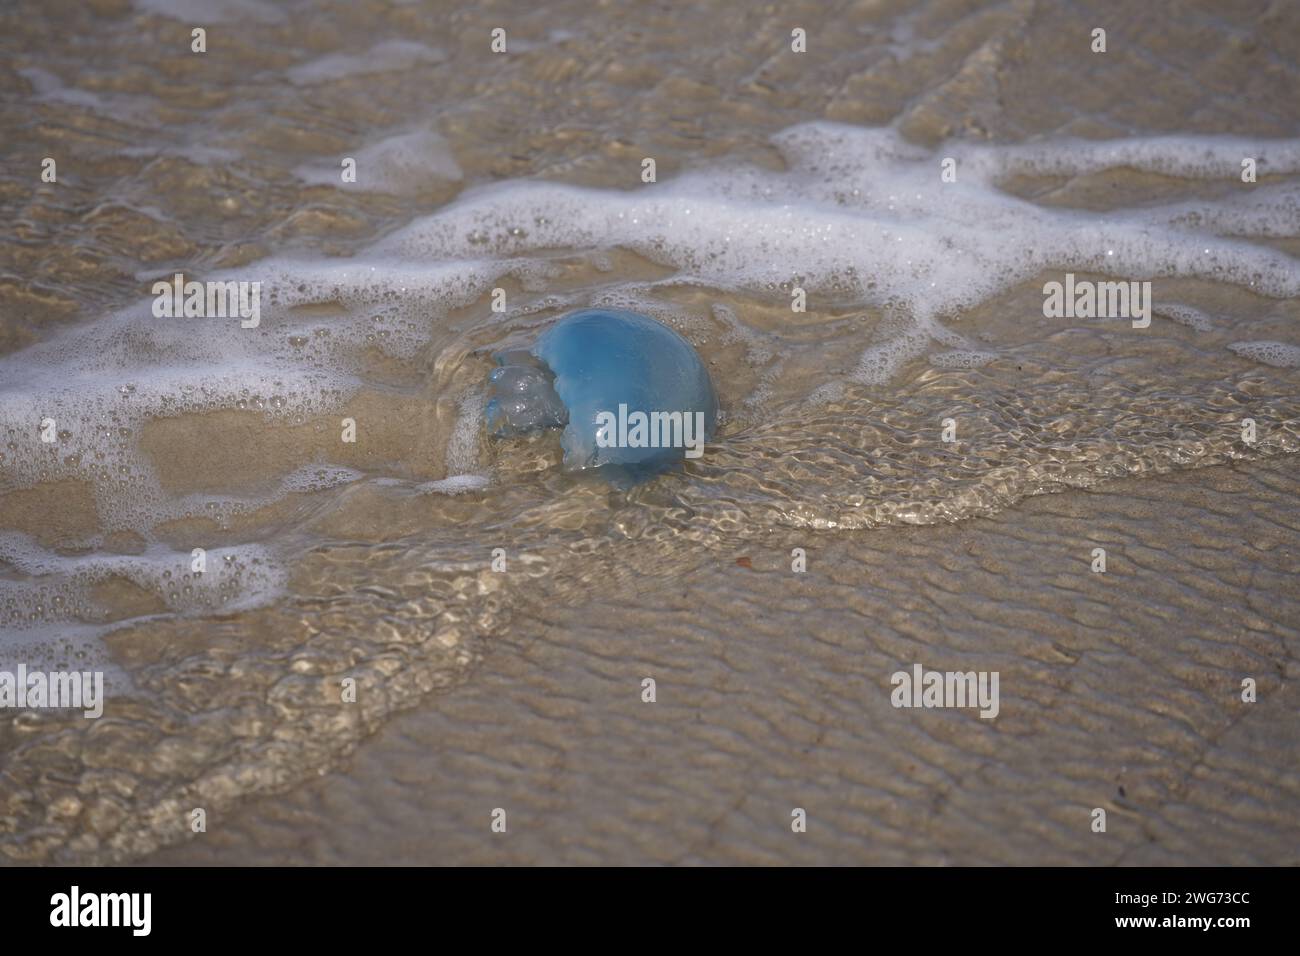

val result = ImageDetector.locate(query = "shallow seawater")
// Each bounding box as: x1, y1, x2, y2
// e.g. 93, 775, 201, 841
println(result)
0, 0, 1298, 864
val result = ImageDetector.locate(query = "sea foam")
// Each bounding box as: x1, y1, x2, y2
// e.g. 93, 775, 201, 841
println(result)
3, 123, 1298, 637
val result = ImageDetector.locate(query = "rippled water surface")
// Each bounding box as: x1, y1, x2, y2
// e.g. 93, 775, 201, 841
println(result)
0, 0, 1297, 863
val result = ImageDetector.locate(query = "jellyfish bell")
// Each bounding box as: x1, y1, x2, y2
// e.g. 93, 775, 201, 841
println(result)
485, 308, 719, 475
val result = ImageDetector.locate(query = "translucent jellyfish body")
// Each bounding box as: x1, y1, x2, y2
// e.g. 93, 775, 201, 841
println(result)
485, 308, 719, 473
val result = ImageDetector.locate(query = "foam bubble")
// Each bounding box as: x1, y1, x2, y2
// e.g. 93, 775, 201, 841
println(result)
286, 40, 445, 86
302, 128, 462, 192
1155, 303, 1213, 332
19, 67, 156, 122
296, 128, 462, 193
281, 464, 365, 493
417, 474, 490, 495
379, 124, 1300, 388
133, 0, 285, 24
0, 533, 286, 651
929, 350, 999, 369
1227, 340, 1300, 368
0, 252, 513, 536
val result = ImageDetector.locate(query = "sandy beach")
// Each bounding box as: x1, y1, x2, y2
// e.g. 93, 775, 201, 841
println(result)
0, 0, 1297, 865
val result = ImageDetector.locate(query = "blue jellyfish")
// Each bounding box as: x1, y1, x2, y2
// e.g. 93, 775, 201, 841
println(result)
485, 308, 718, 475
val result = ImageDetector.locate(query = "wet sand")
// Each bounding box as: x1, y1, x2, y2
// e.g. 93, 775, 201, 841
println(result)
148, 457, 1299, 865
